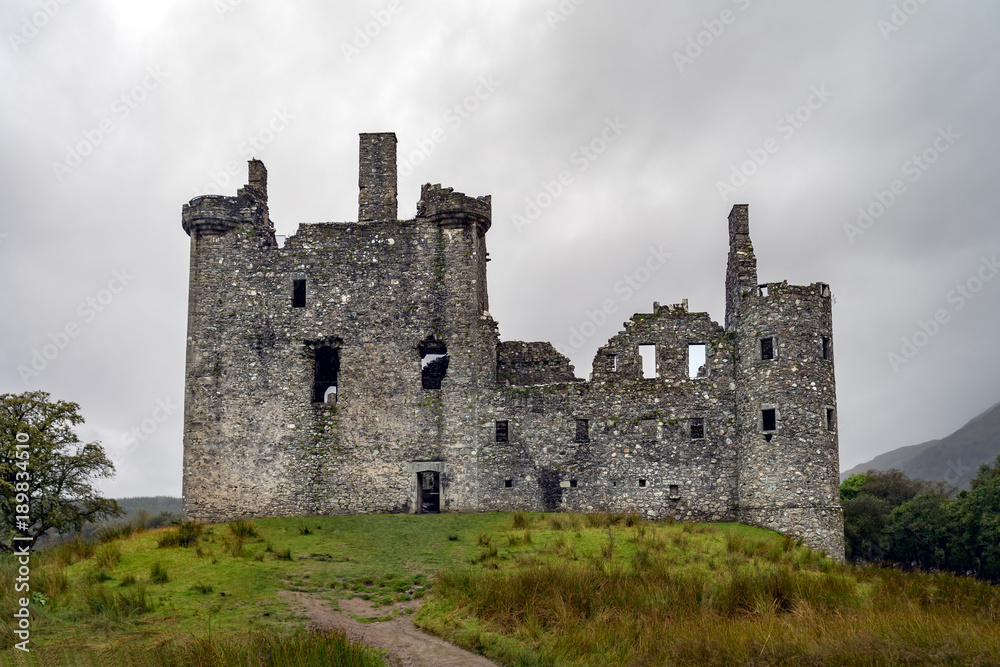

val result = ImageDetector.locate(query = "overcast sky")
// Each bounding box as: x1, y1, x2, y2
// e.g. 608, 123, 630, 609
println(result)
2, 1, 998, 498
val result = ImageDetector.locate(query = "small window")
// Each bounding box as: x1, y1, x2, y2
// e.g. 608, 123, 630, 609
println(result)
822, 337, 832, 360
419, 340, 448, 390
313, 347, 339, 404
826, 408, 835, 432
495, 420, 509, 442
669, 484, 679, 498
569, 480, 578, 488
638, 344, 656, 379
760, 337, 774, 360
690, 417, 705, 440
292, 279, 306, 308
610, 354, 618, 372
638, 479, 647, 488
575, 419, 589, 443
759, 285, 769, 297
762, 408, 776, 432
504, 479, 512, 488
688, 344, 706, 378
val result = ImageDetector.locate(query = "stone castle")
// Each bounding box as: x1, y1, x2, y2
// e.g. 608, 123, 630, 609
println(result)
180, 132, 845, 558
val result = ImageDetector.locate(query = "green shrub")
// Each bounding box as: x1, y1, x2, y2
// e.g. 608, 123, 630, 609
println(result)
149, 561, 169, 584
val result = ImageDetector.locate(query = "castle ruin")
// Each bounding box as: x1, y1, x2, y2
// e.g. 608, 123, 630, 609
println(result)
180, 132, 845, 559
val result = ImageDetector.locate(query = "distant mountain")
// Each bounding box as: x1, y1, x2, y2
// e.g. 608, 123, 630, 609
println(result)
842, 402, 1000, 489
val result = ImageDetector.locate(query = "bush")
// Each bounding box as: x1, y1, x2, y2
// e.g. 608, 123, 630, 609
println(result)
149, 561, 169, 584
157, 522, 203, 548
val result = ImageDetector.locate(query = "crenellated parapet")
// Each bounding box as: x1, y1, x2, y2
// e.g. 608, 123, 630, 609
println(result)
182, 159, 272, 242
416, 183, 492, 236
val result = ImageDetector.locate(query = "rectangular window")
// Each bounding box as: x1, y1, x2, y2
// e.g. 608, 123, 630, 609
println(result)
690, 417, 705, 440
504, 479, 512, 488
313, 347, 339, 404
826, 408, 835, 432
822, 337, 832, 360
759, 285, 770, 297
639, 344, 656, 379
638, 479, 647, 488
419, 340, 449, 390
495, 420, 509, 442
569, 480, 578, 488
762, 408, 776, 432
610, 354, 618, 372
688, 344, 706, 378
760, 337, 774, 360
669, 484, 679, 498
575, 419, 589, 443
292, 279, 306, 308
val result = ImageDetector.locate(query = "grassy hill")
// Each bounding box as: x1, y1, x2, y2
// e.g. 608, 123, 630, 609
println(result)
843, 401, 1000, 489
2, 513, 999, 665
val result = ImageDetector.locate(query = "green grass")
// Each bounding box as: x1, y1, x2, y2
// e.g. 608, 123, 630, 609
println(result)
2, 513, 998, 666
414, 516, 1000, 665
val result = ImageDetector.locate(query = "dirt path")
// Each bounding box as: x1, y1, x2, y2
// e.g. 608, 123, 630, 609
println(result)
280, 591, 498, 667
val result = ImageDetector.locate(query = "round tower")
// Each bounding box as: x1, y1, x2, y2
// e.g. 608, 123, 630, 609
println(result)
726, 206, 844, 559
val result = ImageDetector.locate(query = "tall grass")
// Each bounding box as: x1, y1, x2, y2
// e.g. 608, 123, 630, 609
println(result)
1, 629, 387, 666
419, 521, 1000, 665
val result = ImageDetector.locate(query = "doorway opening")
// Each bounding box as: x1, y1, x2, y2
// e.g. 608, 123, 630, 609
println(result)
417, 471, 440, 514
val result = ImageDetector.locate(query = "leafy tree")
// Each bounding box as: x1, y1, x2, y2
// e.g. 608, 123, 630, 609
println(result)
840, 472, 869, 502
948, 454, 1000, 581
883, 493, 952, 570
0, 391, 123, 552
840, 469, 953, 563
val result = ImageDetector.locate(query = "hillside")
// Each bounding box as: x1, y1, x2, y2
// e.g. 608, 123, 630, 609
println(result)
842, 402, 1000, 489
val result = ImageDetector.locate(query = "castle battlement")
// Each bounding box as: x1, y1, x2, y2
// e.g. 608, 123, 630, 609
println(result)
179, 133, 844, 560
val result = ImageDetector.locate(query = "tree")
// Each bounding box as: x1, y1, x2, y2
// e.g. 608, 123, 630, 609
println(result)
0, 391, 123, 552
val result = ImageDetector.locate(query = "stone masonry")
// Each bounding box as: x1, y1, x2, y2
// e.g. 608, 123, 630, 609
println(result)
180, 132, 845, 559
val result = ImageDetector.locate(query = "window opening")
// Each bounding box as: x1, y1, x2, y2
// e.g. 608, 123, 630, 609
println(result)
690, 417, 705, 440
759, 285, 769, 297
639, 344, 656, 379
419, 340, 449, 390
822, 337, 832, 360
826, 408, 835, 432
495, 420, 509, 442
575, 418, 589, 443
610, 354, 618, 372
688, 344, 706, 378
669, 484, 679, 498
761, 337, 774, 360
762, 408, 776, 432
292, 279, 306, 308
504, 479, 512, 488
569, 480, 578, 488
313, 347, 339, 404
638, 479, 647, 488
